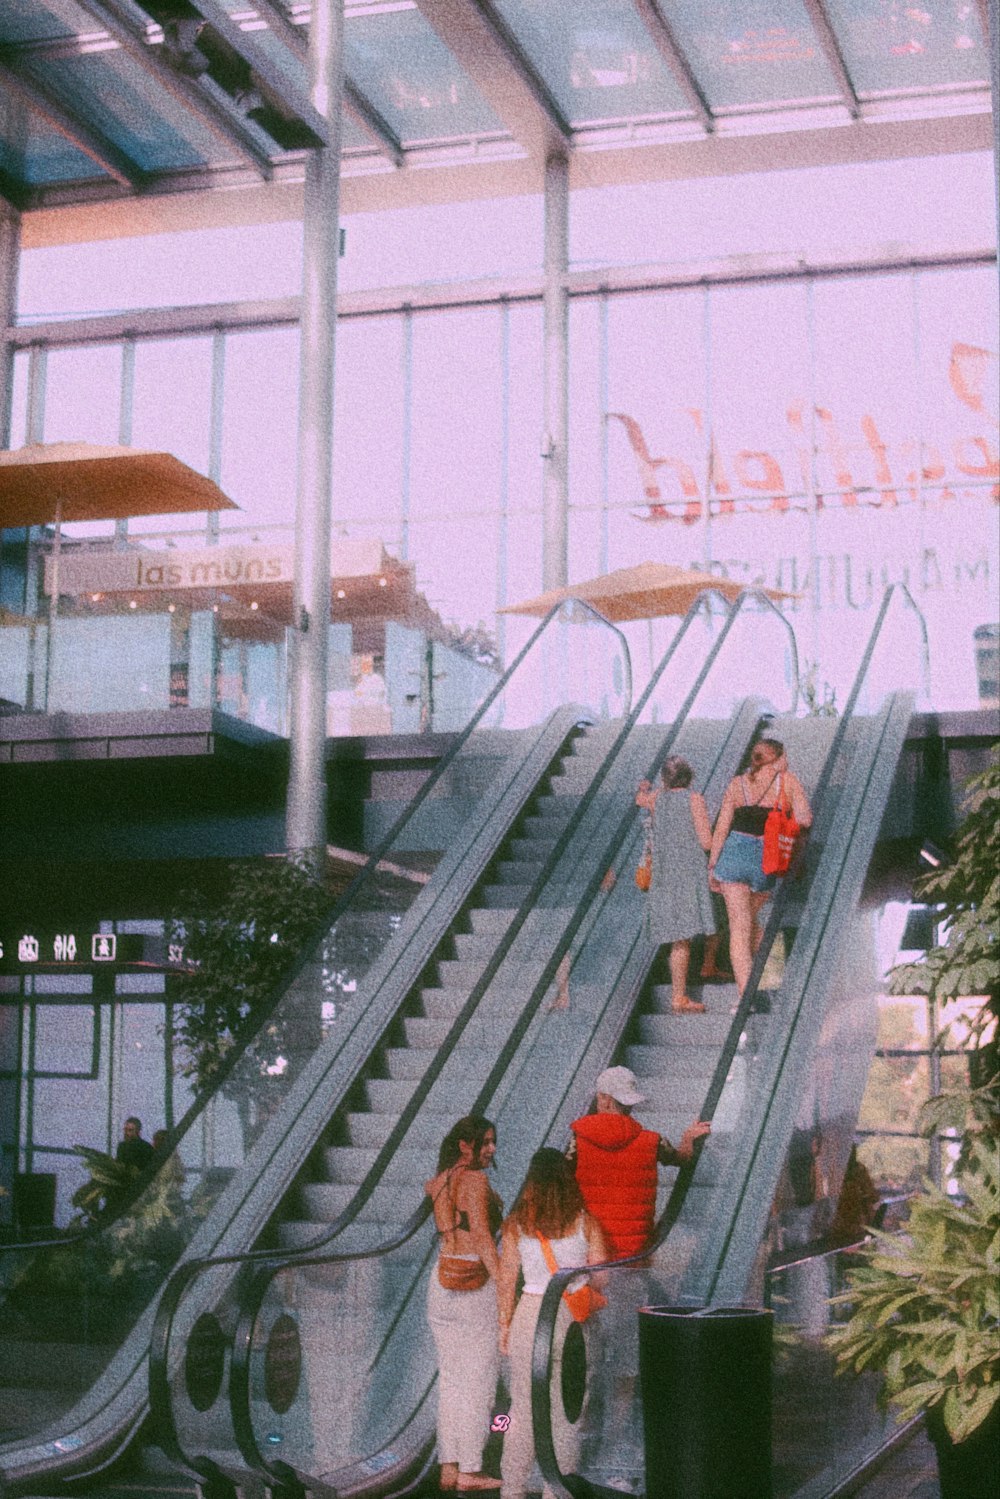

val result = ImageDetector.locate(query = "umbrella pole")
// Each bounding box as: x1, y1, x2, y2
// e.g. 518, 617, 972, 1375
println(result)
45, 495, 62, 710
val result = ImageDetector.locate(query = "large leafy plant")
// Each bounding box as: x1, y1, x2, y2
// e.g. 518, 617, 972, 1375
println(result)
890, 747, 999, 1049
168, 857, 331, 1094
828, 750, 1000, 1443
827, 1086, 1000, 1443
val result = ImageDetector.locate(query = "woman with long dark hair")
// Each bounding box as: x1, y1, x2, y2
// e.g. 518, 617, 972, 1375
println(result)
497, 1148, 607, 1499
708, 737, 812, 996
426, 1115, 504, 1491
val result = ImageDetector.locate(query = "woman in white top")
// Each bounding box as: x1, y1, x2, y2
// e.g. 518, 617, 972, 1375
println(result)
497, 1149, 608, 1499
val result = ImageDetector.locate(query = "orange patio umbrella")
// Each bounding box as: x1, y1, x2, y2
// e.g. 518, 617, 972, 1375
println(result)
0, 442, 239, 710
499, 560, 794, 621
0, 442, 238, 528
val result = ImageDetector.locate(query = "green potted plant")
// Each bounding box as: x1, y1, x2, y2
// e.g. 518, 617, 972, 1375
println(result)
827, 749, 1000, 1497
827, 1084, 999, 1498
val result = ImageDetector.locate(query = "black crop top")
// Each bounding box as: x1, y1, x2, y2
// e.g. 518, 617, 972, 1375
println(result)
732, 804, 769, 836
731, 772, 781, 836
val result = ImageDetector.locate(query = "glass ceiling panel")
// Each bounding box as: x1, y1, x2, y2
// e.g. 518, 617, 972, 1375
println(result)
492, 0, 693, 126
0, 100, 107, 187
823, 0, 989, 94
0, 0, 102, 45
14, 49, 228, 172
664, 0, 840, 109
344, 3, 504, 145
340, 113, 375, 152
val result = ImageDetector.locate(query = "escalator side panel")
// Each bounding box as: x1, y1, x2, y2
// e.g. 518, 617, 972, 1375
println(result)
0, 709, 589, 1491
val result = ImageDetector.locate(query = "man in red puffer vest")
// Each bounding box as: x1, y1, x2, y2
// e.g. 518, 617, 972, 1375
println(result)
570, 1066, 710, 1258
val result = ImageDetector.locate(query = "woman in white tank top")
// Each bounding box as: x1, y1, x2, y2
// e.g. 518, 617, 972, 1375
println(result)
497, 1149, 608, 1499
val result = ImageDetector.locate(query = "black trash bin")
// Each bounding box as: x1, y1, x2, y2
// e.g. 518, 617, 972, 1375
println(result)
638, 1305, 772, 1499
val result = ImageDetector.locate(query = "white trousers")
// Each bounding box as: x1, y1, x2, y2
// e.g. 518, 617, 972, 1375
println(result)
500, 1293, 590, 1499
427, 1269, 499, 1473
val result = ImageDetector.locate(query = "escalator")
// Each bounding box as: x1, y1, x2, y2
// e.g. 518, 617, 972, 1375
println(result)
529, 585, 929, 1498
145, 590, 802, 1497
0, 601, 634, 1495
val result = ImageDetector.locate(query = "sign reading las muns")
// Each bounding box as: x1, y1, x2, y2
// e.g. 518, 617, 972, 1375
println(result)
43, 538, 387, 597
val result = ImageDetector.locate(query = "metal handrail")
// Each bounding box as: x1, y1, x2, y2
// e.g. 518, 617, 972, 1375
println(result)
529, 584, 927, 1499
0, 603, 628, 1493
183, 589, 796, 1489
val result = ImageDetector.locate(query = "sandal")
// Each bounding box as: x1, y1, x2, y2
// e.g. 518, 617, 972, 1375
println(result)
456, 1476, 501, 1491
440, 1465, 459, 1491
672, 995, 706, 1014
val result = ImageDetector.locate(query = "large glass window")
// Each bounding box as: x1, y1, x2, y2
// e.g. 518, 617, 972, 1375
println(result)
130, 336, 215, 536
8, 252, 997, 713
219, 327, 300, 533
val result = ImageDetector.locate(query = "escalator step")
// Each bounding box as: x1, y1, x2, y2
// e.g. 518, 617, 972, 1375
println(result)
637, 1012, 734, 1046
467, 907, 516, 936
452, 931, 513, 961
417, 985, 468, 1017
625, 1043, 722, 1078
345, 1110, 451, 1149
402, 1016, 453, 1046
493, 860, 546, 885
480, 885, 530, 908
321, 1145, 435, 1183
384, 1046, 438, 1079
433, 959, 492, 989
506, 835, 559, 861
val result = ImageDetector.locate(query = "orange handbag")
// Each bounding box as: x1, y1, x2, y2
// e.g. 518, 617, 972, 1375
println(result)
762, 776, 801, 876
537, 1234, 607, 1323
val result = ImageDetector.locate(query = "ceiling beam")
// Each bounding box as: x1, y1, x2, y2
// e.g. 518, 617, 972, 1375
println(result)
801, 0, 861, 118
243, 1, 308, 60
633, 0, 714, 134
0, 59, 146, 189
72, 0, 276, 176
247, 1, 402, 162
414, 0, 570, 161
173, 0, 329, 145
343, 79, 404, 166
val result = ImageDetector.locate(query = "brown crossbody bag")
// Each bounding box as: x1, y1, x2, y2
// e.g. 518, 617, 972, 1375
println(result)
437, 1169, 490, 1292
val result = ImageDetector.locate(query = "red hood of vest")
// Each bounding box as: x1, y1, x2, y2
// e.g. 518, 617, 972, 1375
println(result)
571, 1113, 644, 1151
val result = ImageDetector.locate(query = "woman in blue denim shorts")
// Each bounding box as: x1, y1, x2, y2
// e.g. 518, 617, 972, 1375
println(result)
708, 738, 812, 997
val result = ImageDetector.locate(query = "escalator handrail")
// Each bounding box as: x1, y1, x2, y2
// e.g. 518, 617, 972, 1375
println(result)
0, 598, 628, 1270
529, 582, 927, 1499
209, 588, 797, 1486
148, 588, 733, 1473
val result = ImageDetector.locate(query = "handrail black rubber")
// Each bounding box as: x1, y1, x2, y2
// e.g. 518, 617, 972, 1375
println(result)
0, 603, 628, 1494
0, 600, 624, 1270
147, 588, 722, 1476
529, 583, 927, 1499
188, 588, 797, 1489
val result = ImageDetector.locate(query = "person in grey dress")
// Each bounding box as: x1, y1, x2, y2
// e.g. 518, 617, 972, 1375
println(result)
635, 756, 715, 1014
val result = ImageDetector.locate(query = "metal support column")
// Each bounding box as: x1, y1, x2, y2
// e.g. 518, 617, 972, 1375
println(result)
115, 338, 135, 548
542, 152, 569, 591
981, 0, 1000, 260
0, 203, 20, 449
286, 0, 344, 861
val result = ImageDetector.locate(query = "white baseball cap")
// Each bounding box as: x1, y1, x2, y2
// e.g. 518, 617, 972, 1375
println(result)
596, 1065, 647, 1106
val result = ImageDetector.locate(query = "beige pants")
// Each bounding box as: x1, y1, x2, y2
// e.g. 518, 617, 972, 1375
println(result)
427, 1269, 499, 1473
500, 1293, 590, 1499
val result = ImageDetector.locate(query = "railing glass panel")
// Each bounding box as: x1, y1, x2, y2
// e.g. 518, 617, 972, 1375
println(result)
768, 1243, 895, 1498
529, 586, 928, 1499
